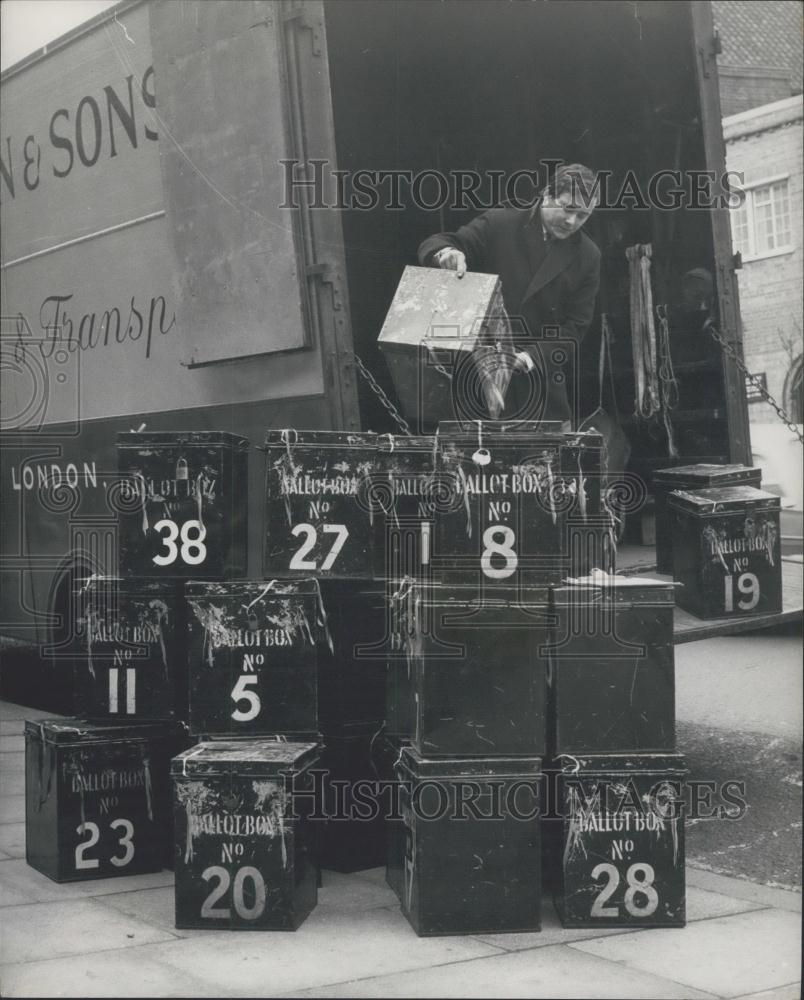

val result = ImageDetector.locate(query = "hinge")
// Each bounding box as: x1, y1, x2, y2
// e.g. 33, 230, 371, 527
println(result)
282, 3, 323, 56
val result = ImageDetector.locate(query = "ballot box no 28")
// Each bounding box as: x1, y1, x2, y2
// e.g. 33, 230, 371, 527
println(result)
172, 740, 321, 930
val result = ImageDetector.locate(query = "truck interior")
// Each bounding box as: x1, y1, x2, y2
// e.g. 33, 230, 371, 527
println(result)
324, 0, 731, 487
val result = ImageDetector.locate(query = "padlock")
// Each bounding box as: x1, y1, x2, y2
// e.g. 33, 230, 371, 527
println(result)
175, 457, 189, 481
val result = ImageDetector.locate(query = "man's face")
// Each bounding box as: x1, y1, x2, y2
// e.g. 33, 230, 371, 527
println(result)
541, 189, 597, 240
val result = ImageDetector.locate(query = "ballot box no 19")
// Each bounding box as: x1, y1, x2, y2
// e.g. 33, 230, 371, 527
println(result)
668, 485, 782, 619
555, 753, 687, 928
117, 431, 249, 580
172, 740, 321, 930
75, 577, 186, 722
185, 580, 324, 737
25, 718, 187, 882
652, 463, 762, 575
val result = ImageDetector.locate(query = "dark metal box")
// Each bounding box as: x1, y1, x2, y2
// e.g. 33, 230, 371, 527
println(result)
555, 753, 687, 928
411, 583, 552, 757
668, 485, 782, 619
117, 431, 249, 580
318, 721, 387, 873
433, 421, 606, 590
653, 463, 761, 574
397, 747, 542, 935
185, 580, 324, 737
378, 266, 512, 430
75, 577, 186, 722
263, 430, 380, 579
376, 433, 437, 580
550, 578, 676, 754
172, 740, 321, 930
25, 718, 188, 882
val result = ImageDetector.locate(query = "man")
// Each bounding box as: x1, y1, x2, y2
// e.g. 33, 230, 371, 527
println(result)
418, 163, 601, 426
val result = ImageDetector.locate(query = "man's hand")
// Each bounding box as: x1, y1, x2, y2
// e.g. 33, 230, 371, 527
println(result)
434, 247, 467, 277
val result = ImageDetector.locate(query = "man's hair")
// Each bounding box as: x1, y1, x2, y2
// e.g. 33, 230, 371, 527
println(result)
544, 163, 599, 206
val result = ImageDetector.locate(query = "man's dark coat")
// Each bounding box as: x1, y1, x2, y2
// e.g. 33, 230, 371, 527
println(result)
418, 203, 601, 423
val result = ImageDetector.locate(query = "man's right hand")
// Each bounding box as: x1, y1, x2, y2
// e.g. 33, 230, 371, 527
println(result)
433, 247, 467, 277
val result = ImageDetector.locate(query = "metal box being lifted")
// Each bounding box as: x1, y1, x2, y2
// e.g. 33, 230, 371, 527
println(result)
652, 464, 762, 575
378, 266, 513, 429
172, 740, 321, 931
668, 485, 782, 619
117, 431, 249, 580
25, 718, 188, 882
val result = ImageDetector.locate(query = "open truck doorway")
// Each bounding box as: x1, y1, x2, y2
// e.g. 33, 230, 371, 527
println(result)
323, 0, 748, 483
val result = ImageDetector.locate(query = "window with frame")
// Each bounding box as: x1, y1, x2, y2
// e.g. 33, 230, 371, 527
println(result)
731, 177, 793, 260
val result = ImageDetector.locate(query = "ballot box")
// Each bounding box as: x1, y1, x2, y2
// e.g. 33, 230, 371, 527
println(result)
652, 463, 761, 574
263, 430, 380, 579
549, 577, 676, 754
555, 753, 687, 928
25, 718, 187, 882
317, 582, 388, 730
411, 583, 552, 758
185, 580, 324, 737
75, 577, 186, 721
668, 485, 782, 619
397, 747, 542, 935
117, 431, 249, 580
172, 740, 321, 930
378, 266, 513, 431
318, 721, 387, 873
432, 420, 598, 589
376, 433, 437, 579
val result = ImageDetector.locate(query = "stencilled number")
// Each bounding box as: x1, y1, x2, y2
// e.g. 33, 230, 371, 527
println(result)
109, 667, 136, 714
590, 861, 659, 918
288, 523, 349, 572
74, 818, 136, 870
480, 525, 518, 579
152, 519, 207, 566
200, 866, 267, 921
230, 675, 261, 722
724, 572, 760, 612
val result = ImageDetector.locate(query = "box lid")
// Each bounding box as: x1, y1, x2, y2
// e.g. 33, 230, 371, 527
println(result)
653, 463, 761, 488
437, 419, 566, 439
25, 718, 186, 745
378, 266, 502, 354
262, 429, 377, 450
171, 740, 320, 777
419, 583, 552, 612
376, 433, 436, 455
667, 485, 781, 515
399, 745, 541, 778
554, 571, 676, 606
559, 752, 688, 776
184, 579, 322, 599
77, 576, 181, 598
117, 431, 249, 450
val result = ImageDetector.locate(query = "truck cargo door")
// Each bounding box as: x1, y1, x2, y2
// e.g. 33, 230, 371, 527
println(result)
149, 0, 360, 429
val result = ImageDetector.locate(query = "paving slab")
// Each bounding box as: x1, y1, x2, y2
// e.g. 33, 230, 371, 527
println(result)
732, 986, 801, 1000
283, 942, 719, 999
0, 822, 25, 858
0, 948, 222, 999
0, 702, 55, 723
1, 736, 24, 753
0, 752, 25, 774
142, 904, 504, 996
0, 858, 173, 905
0, 795, 24, 824
0, 897, 178, 964
569, 908, 802, 999
687, 866, 802, 913
2, 770, 25, 796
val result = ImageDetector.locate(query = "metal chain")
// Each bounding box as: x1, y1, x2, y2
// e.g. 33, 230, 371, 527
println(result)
353, 354, 412, 435
704, 320, 804, 445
